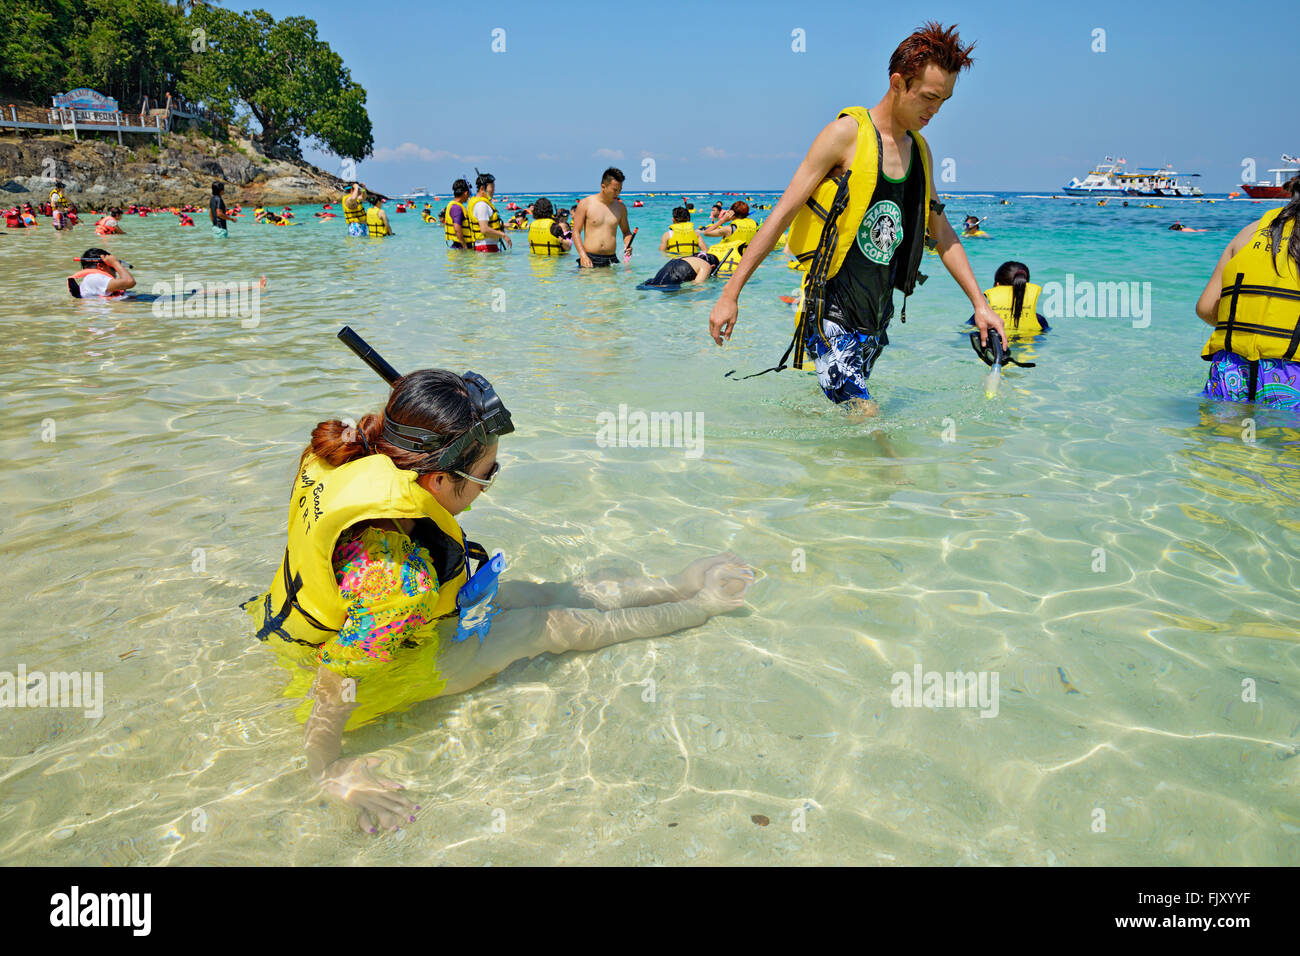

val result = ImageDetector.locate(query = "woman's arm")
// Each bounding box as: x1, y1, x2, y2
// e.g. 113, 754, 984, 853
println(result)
305, 665, 417, 833
1196, 220, 1257, 325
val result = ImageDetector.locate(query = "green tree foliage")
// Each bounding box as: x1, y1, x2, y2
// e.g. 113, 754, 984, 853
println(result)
0, 0, 371, 162
182, 6, 373, 161
63, 0, 188, 108
0, 0, 78, 99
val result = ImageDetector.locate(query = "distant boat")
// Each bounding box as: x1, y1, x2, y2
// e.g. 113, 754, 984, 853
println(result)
1065, 157, 1203, 197
398, 186, 436, 201
1240, 155, 1298, 199
1116, 166, 1203, 198
1063, 157, 1128, 196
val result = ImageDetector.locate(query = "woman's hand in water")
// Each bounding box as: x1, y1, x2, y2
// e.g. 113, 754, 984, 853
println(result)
674, 552, 743, 596
690, 560, 755, 615
319, 755, 418, 834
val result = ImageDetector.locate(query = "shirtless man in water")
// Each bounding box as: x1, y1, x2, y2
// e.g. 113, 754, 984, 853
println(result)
573, 167, 633, 268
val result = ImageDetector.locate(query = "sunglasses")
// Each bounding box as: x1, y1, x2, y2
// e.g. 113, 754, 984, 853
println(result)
455, 460, 500, 491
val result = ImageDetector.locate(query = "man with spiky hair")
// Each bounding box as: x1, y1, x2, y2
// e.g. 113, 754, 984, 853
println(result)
708, 22, 1006, 418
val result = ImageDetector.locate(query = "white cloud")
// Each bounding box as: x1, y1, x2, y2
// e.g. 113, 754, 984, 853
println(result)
371, 142, 434, 162
536, 152, 562, 161
370, 143, 488, 163
593, 148, 625, 160
700, 146, 728, 160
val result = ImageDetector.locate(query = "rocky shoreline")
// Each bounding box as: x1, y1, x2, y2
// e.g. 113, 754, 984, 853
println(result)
0, 127, 353, 208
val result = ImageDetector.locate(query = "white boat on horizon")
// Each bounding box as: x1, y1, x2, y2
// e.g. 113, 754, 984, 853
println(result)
398, 186, 436, 201
1063, 158, 1129, 196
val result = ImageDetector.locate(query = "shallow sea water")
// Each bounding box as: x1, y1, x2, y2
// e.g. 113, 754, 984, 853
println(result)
2, 193, 1298, 865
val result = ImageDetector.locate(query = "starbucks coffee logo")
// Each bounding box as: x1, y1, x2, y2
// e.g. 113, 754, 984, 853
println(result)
857, 199, 903, 265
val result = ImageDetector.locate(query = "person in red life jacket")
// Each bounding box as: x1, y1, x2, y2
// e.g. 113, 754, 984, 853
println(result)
21, 203, 38, 226
179, 213, 195, 226
68, 248, 135, 298
95, 207, 125, 235
5, 207, 24, 228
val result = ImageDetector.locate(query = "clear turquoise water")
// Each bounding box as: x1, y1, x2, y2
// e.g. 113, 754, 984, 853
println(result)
2, 192, 1298, 865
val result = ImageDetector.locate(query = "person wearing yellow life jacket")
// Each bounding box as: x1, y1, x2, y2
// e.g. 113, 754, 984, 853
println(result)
660, 206, 704, 256
442, 178, 473, 249
365, 196, 393, 237
1197, 176, 1300, 408
706, 23, 1006, 419
526, 197, 571, 255
341, 182, 369, 238
67, 247, 135, 298
49, 180, 72, 231
700, 201, 759, 277
242, 333, 754, 834
701, 201, 758, 244
965, 261, 1048, 333
467, 171, 510, 252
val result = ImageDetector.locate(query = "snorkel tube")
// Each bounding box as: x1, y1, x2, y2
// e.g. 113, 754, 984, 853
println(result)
337, 325, 511, 642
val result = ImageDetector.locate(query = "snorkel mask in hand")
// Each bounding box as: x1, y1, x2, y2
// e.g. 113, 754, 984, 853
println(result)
968, 332, 1035, 370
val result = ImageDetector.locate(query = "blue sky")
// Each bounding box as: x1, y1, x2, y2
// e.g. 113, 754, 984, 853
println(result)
246, 0, 1293, 195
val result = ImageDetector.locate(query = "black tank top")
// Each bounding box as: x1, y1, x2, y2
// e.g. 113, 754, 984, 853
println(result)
824, 132, 922, 335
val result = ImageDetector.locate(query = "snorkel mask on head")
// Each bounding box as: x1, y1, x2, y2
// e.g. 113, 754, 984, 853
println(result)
337, 327, 515, 471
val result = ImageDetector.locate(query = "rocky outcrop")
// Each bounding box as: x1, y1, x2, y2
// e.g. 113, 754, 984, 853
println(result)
0, 127, 352, 207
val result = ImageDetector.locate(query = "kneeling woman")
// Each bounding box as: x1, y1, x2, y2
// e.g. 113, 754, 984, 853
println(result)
1197, 176, 1300, 409
244, 365, 752, 833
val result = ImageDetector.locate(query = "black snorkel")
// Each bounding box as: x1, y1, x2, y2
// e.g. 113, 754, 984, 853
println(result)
336, 326, 515, 470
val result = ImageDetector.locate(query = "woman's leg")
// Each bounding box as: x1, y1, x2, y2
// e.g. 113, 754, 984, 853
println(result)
495, 552, 741, 611
439, 561, 752, 696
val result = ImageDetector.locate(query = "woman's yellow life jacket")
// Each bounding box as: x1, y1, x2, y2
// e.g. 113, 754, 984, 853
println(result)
248, 454, 471, 654
666, 221, 700, 256
443, 199, 470, 246
1202, 209, 1300, 362
723, 217, 759, 245
465, 195, 503, 244
528, 217, 567, 255
706, 219, 761, 276
986, 283, 1044, 332
783, 105, 933, 370
342, 195, 367, 225
365, 206, 390, 237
